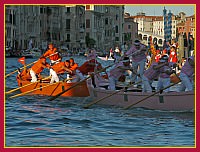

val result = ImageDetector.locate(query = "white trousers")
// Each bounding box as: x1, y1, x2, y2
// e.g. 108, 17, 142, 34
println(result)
30, 69, 37, 82
108, 73, 118, 90
49, 69, 59, 83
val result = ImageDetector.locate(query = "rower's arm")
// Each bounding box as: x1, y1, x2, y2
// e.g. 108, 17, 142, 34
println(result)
62, 66, 72, 74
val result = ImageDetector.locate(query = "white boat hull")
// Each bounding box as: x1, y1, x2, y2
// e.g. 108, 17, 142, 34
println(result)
87, 83, 194, 111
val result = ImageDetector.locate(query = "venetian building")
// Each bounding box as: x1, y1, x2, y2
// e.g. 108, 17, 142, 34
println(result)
85, 5, 124, 51
5, 6, 17, 49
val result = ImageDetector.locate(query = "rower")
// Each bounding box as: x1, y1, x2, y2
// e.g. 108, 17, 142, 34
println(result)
49, 60, 73, 83
29, 57, 51, 82
125, 39, 147, 87
142, 59, 169, 92
68, 58, 84, 82
156, 55, 176, 93
107, 57, 133, 90
42, 43, 61, 65
179, 55, 195, 91
69, 58, 78, 71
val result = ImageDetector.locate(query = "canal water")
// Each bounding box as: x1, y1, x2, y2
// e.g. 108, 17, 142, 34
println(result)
5, 56, 195, 147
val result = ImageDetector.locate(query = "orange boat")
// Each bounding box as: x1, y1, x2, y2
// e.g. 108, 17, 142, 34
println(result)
16, 76, 90, 97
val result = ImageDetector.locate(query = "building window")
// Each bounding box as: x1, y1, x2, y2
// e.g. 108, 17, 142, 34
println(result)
115, 37, 119, 41
66, 19, 70, 30
40, 8, 43, 13
86, 19, 90, 28
66, 34, 70, 42
65, 7, 70, 13
115, 26, 118, 33
128, 25, 131, 29
116, 14, 118, 20
105, 18, 108, 25
105, 7, 108, 13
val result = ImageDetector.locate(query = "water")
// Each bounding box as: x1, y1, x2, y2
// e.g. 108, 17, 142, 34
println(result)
5, 56, 195, 147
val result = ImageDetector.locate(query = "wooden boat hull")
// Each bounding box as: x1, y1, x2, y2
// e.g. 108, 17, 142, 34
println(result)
17, 78, 90, 97
88, 85, 194, 111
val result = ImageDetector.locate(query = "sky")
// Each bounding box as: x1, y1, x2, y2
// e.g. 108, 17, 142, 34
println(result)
125, 5, 195, 16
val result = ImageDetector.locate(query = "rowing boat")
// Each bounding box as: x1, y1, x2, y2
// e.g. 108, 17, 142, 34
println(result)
87, 80, 194, 111
16, 77, 90, 97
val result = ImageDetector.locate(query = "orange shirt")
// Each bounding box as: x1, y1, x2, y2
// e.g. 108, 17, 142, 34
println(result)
78, 59, 103, 75
77, 61, 95, 75
31, 59, 50, 74
52, 62, 66, 73
43, 49, 60, 61
70, 63, 78, 71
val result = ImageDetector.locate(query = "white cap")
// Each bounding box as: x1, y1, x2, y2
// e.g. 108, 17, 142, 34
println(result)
172, 44, 176, 48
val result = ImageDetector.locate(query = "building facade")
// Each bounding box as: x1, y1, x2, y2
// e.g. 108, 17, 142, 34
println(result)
5, 6, 17, 49
85, 5, 125, 51
5, 5, 126, 53
124, 13, 138, 47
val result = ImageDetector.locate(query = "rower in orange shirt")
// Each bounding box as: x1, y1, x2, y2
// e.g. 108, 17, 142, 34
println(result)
42, 43, 61, 65
30, 57, 50, 82
49, 60, 72, 83
69, 58, 78, 72
77, 58, 102, 75
77, 59, 104, 87
68, 58, 86, 82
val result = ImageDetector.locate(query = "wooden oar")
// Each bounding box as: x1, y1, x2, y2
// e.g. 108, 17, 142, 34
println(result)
83, 80, 142, 109
9, 78, 72, 99
5, 61, 37, 78
5, 52, 58, 78
123, 79, 181, 110
48, 51, 141, 101
6, 76, 51, 94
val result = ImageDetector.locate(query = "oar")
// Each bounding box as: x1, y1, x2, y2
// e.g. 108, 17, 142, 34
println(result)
5, 52, 58, 78
5, 76, 51, 94
48, 51, 141, 101
83, 80, 142, 109
5, 61, 37, 78
9, 78, 71, 99
123, 79, 181, 110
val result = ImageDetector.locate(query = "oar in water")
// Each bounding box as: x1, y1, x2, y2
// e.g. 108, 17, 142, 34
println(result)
83, 80, 142, 109
5, 76, 51, 94
123, 79, 181, 110
5, 52, 58, 78
9, 78, 71, 99
48, 51, 142, 101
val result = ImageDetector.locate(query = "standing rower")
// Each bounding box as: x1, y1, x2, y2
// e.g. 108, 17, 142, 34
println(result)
42, 43, 61, 65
